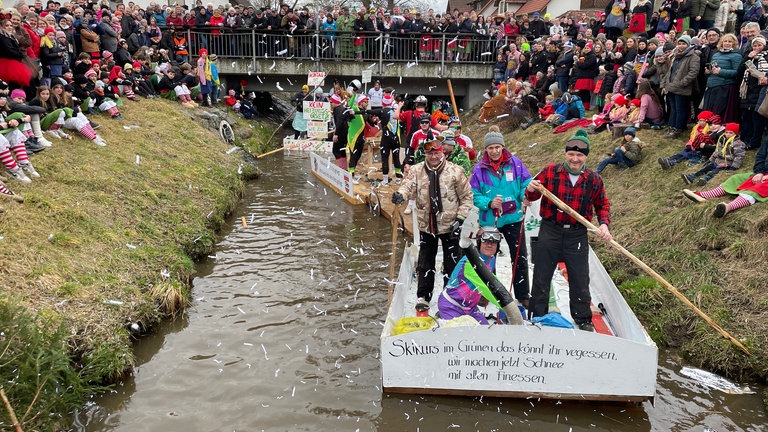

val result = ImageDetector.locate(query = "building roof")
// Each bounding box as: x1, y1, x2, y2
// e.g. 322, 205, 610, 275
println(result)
515, 0, 551, 16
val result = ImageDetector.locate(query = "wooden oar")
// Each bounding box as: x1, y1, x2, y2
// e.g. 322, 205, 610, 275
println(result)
534, 184, 751, 355
256, 146, 285, 159
388, 204, 402, 307
447, 79, 459, 121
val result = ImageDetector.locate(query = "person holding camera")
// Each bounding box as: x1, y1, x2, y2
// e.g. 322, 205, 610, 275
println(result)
391, 135, 473, 313
701, 33, 741, 122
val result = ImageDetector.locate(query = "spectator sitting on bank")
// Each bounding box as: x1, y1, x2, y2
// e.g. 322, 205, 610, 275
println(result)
699, 115, 724, 160
545, 92, 584, 127
91, 80, 124, 120
596, 126, 643, 173
659, 111, 713, 170
624, 98, 642, 125
682, 123, 746, 186
633, 80, 664, 128
224, 89, 238, 109
174, 72, 197, 108
683, 136, 768, 218
605, 94, 630, 126
125, 61, 157, 98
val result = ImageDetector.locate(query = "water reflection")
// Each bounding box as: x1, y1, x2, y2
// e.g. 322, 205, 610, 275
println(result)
79, 155, 765, 432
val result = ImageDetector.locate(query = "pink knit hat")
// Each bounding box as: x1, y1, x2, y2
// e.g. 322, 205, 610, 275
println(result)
10, 89, 26, 99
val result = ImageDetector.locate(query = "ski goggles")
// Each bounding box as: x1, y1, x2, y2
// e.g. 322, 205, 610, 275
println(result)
479, 231, 502, 243
424, 140, 444, 153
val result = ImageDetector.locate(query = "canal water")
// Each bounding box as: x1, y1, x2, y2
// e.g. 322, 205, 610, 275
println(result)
78, 155, 766, 431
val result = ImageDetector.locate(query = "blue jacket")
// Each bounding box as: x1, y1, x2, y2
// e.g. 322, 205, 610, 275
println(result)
555, 95, 585, 118
706, 50, 743, 88
469, 149, 532, 228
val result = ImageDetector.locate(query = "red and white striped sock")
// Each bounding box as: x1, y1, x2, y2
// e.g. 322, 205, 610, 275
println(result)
50, 122, 63, 131
0, 149, 18, 170
726, 195, 752, 213
22, 129, 34, 139
11, 144, 29, 164
79, 124, 97, 140
698, 186, 727, 199
124, 86, 135, 98
0, 182, 12, 196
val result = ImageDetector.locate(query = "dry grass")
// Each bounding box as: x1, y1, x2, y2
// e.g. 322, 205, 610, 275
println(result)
463, 110, 768, 381
0, 98, 249, 377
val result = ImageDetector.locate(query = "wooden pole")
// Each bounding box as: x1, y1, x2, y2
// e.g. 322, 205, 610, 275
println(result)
534, 184, 751, 355
0, 388, 23, 432
387, 204, 402, 307
447, 79, 459, 122
260, 106, 297, 155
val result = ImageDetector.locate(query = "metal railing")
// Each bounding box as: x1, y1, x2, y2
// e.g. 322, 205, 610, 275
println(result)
172, 28, 514, 65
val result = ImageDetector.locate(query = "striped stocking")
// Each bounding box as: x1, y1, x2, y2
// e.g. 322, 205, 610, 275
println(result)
726, 195, 752, 213
124, 85, 135, 98
698, 186, 727, 199
0, 182, 13, 196
78, 123, 97, 140
0, 149, 18, 170
11, 144, 29, 164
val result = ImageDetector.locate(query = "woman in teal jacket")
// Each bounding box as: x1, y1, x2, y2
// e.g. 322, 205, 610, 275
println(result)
469, 128, 533, 306
701, 33, 742, 122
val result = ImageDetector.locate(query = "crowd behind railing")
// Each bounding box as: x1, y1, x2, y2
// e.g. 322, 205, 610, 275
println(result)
3, 0, 768, 219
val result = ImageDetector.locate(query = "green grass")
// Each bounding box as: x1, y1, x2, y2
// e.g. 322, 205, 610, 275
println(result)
0, 99, 259, 430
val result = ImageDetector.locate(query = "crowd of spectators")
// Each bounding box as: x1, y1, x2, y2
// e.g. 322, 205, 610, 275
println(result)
2, 0, 768, 217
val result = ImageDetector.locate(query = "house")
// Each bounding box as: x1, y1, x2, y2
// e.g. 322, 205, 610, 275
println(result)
472, 0, 612, 19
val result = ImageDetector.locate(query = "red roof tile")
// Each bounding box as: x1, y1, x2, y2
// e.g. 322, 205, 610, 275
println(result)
515, 0, 552, 16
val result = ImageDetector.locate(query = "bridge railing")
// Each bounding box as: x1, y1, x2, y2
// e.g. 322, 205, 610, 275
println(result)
180, 28, 515, 66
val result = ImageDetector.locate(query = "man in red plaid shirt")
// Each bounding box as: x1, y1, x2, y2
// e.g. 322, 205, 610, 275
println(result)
525, 129, 612, 332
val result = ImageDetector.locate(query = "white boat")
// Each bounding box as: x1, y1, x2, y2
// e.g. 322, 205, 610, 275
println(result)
380, 202, 658, 402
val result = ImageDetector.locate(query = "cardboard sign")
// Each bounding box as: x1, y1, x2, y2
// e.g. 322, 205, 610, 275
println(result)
303, 101, 331, 121
308, 71, 325, 86
307, 121, 328, 138
361, 70, 372, 84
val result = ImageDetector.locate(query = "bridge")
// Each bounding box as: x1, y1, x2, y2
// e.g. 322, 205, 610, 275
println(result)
181, 29, 499, 108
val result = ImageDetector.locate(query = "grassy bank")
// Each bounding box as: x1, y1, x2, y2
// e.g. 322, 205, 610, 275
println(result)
0, 99, 268, 430
462, 113, 768, 385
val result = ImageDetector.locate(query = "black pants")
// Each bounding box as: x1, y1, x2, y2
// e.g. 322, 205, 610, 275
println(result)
331, 135, 347, 160
498, 221, 530, 302
530, 220, 592, 325
416, 231, 461, 302
380, 136, 402, 176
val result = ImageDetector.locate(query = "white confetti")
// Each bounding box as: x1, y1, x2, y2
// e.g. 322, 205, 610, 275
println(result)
160, 269, 170, 278
367, 62, 376, 69
261, 343, 269, 359
226, 146, 239, 154
257, 75, 263, 83
276, 49, 287, 56
126, 243, 137, 249
276, 82, 284, 91
496, 113, 509, 118
481, 51, 492, 56
135, 154, 140, 164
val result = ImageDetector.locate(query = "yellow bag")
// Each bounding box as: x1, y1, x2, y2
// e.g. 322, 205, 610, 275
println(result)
393, 317, 434, 335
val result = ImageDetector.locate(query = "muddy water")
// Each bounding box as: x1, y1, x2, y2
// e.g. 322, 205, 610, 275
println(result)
79, 155, 766, 432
